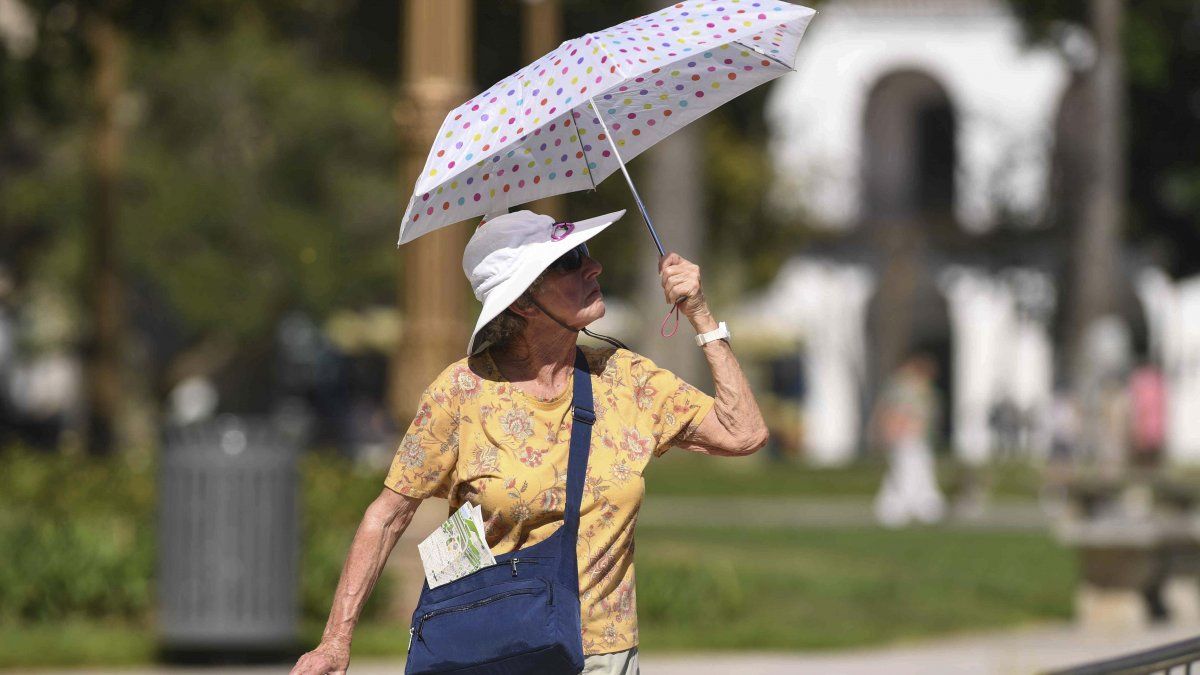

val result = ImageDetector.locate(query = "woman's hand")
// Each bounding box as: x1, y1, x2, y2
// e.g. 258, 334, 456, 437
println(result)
290, 489, 421, 675
659, 252, 716, 331
290, 637, 350, 675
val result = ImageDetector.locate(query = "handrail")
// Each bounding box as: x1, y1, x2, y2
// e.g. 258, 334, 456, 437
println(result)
1047, 635, 1200, 675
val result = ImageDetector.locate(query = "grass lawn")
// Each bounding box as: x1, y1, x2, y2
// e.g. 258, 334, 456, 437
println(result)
635, 524, 1075, 651
0, 620, 156, 669
647, 452, 1045, 500
0, 524, 1074, 668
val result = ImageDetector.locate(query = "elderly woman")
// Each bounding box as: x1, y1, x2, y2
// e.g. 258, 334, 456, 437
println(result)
292, 210, 767, 675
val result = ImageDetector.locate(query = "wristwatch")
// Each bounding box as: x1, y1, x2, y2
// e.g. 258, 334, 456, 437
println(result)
695, 321, 731, 347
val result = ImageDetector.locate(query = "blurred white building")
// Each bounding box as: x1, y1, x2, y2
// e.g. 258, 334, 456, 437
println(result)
1139, 271, 1200, 464
767, 0, 1071, 233
758, 0, 1077, 464
738, 259, 874, 466
940, 267, 1055, 466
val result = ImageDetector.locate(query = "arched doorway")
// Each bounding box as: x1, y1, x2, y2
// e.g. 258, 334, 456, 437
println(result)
861, 70, 957, 410
863, 70, 957, 222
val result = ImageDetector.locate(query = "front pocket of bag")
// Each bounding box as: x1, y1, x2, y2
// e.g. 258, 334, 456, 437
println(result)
409, 578, 556, 671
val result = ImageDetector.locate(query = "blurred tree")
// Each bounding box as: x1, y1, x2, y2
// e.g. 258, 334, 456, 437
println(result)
123, 22, 397, 400
3, 0, 148, 455
80, 7, 124, 456
2, 2, 398, 447
1009, 0, 1200, 276
1, 0, 824, 451
703, 84, 814, 299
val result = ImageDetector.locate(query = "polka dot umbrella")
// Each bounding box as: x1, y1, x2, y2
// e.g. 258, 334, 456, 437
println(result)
398, 0, 816, 255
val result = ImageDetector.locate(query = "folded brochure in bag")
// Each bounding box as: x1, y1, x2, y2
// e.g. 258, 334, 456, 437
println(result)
418, 502, 496, 589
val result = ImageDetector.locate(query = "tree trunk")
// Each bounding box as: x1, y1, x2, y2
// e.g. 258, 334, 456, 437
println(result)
81, 12, 126, 456
1065, 0, 1125, 466
1067, 0, 1124, 380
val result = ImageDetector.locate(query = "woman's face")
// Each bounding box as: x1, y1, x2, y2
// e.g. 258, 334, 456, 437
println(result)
529, 248, 605, 329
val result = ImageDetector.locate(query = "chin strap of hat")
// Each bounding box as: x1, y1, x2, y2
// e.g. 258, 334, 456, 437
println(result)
528, 297, 629, 351
583, 327, 629, 351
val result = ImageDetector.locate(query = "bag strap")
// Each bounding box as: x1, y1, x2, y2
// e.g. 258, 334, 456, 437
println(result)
558, 347, 594, 586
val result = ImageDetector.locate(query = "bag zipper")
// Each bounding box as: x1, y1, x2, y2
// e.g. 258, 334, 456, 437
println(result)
414, 579, 552, 642
502, 556, 542, 577
509, 557, 535, 576
437, 557, 541, 588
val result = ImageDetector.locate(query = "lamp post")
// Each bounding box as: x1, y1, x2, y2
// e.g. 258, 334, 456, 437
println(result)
391, 1, 475, 422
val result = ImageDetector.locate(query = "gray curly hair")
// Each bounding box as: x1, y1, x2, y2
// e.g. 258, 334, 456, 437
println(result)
474, 270, 548, 353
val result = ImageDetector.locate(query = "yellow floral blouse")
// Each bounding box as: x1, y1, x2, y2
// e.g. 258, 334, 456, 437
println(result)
384, 345, 715, 655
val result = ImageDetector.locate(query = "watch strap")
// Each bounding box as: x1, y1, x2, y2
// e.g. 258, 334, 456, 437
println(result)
695, 321, 731, 347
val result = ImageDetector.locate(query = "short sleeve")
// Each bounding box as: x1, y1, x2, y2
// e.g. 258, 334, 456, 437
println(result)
384, 385, 459, 500
627, 352, 716, 458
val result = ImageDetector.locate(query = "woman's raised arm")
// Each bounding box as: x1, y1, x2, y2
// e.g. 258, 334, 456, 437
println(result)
658, 252, 770, 457
291, 488, 423, 675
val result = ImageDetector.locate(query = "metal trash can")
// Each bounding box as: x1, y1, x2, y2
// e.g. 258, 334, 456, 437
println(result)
158, 415, 299, 657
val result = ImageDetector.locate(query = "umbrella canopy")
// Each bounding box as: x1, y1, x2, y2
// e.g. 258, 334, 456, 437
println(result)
398, 0, 815, 246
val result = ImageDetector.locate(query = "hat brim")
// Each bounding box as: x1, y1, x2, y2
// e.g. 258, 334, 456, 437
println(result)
467, 209, 626, 356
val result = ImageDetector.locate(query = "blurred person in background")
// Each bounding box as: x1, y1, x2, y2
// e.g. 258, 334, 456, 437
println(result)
873, 353, 946, 528
1129, 361, 1165, 467
291, 210, 769, 675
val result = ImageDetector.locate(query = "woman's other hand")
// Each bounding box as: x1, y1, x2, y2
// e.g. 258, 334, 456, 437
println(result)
659, 252, 716, 331
291, 638, 350, 675
290, 489, 422, 675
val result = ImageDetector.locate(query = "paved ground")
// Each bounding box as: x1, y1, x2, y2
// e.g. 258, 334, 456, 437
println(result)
20, 622, 1200, 675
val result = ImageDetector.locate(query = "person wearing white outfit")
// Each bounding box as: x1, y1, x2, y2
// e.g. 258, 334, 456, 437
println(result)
873, 354, 946, 527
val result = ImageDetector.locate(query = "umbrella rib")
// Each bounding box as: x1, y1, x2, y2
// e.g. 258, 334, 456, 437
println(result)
588, 96, 666, 256
572, 113, 598, 191
732, 40, 794, 71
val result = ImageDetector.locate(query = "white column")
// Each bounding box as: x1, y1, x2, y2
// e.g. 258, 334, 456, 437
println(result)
940, 268, 1014, 466
1141, 270, 1200, 464
743, 259, 874, 466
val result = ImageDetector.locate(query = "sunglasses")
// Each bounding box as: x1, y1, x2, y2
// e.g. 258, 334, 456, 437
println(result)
548, 243, 591, 273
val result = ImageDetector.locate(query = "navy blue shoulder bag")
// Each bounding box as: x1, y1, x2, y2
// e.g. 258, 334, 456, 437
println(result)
404, 347, 593, 675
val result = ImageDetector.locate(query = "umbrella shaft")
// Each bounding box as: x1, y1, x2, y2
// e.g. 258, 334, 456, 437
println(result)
588, 97, 666, 257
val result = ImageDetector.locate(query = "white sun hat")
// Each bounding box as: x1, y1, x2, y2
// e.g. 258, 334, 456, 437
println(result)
463, 208, 626, 356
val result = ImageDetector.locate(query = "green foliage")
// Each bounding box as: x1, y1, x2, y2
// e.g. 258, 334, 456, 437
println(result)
121, 22, 399, 340
3, 13, 400, 404
0, 447, 395, 626
299, 452, 393, 622
0, 449, 155, 622
703, 86, 812, 297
